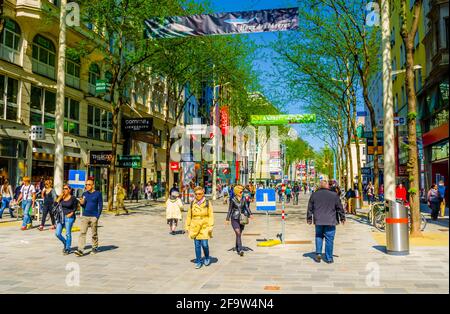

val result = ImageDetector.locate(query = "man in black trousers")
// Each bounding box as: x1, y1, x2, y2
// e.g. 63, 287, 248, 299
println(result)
307, 180, 346, 264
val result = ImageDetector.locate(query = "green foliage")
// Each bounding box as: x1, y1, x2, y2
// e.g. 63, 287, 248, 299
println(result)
284, 138, 315, 166
408, 187, 418, 194
407, 112, 417, 121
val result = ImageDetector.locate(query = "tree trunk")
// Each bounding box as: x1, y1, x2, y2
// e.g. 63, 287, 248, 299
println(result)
164, 79, 171, 199
401, 0, 422, 237
108, 101, 120, 212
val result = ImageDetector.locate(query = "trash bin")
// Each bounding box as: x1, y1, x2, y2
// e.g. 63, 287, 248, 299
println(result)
351, 191, 362, 211
385, 200, 409, 255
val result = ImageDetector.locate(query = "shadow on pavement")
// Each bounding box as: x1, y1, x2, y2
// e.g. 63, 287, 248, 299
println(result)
227, 246, 254, 252
372, 245, 387, 254
190, 257, 219, 264
75, 245, 119, 253
426, 218, 449, 228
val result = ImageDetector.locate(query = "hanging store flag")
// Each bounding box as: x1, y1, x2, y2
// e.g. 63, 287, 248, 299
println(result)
219, 106, 230, 136
145, 7, 298, 39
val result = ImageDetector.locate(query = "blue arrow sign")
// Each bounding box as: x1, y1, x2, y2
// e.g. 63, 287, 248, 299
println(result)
256, 189, 277, 211
68, 170, 87, 189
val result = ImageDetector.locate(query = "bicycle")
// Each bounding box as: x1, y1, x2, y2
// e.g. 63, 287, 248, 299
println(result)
372, 200, 427, 232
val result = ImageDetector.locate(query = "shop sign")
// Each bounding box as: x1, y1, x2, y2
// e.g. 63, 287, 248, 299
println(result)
219, 106, 230, 135
361, 167, 372, 175
123, 118, 153, 132
170, 162, 180, 171
90, 151, 113, 166
218, 163, 229, 169
95, 80, 110, 94
367, 146, 383, 155
117, 155, 142, 168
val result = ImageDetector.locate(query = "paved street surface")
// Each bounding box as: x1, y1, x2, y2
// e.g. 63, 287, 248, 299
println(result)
0, 194, 448, 294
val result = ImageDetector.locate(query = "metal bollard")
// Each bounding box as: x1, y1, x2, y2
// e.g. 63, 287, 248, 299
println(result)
385, 200, 409, 255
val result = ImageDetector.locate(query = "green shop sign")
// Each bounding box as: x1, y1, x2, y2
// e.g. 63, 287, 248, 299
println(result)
95, 80, 110, 94
117, 155, 142, 168
250, 114, 316, 125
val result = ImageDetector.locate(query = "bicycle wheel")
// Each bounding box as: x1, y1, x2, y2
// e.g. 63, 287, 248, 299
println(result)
374, 212, 386, 232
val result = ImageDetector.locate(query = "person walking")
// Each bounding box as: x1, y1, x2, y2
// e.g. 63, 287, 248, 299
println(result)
226, 185, 253, 256
185, 186, 214, 269
0, 179, 14, 219
75, 179, 103, 257
285, 185, 292, 203
293, 183, 300, 205
427, 184, 442, 221
395, 183, 407, 203
378, 184, 384, 202
438, 180, 447, 217
54, 184, 78, 255
153, 182, 160, 201
366, 182, 375, 205
307, 180, 346, 264
145, 182, 153, 201
115, 183, 128, 216
222, 184, 229, 204
16, 176, 36, 230
166, 190, 184, 235
39, 179, 57, 231
131, 184, 139, 203
169, 183, 179, 195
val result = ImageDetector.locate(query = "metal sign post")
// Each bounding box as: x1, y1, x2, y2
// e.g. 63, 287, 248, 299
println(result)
256, 189, 277, 241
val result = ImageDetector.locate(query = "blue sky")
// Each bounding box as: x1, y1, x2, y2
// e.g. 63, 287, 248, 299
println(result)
200, 0, 326, 150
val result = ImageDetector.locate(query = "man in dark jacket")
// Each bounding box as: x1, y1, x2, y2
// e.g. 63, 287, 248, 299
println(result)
307, 180, 346, 264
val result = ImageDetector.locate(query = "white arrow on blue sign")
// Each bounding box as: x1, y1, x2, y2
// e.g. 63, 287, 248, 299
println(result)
256, 189, 277, 211
68, 170, 87, 189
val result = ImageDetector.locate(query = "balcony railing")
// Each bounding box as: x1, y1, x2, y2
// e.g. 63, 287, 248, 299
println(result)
32, 59, 56, 80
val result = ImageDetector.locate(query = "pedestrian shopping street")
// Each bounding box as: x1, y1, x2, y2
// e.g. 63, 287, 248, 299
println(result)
0, 195, 448, 294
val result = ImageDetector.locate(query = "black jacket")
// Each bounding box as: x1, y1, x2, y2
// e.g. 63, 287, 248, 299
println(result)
307, 188, 345, 226
226, 196, 252, 221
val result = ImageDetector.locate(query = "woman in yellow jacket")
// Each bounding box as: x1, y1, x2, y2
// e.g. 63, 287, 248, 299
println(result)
185, 186, 214, 269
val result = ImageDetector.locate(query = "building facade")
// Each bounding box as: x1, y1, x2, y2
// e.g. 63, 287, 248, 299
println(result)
0, 0, 181, 198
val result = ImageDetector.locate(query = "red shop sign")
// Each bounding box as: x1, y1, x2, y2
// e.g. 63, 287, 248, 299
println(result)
170, 162, 180, 171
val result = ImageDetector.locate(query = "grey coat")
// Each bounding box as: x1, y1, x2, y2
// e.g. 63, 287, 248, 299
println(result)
307, 188, 346, 226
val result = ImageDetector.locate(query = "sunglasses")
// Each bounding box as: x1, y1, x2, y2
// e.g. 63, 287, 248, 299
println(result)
63, 188, 70, 190
195, 192, 204, 195
85, 183, 92, 186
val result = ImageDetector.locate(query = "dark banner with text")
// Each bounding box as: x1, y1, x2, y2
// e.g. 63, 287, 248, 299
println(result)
145, 7, 299, 39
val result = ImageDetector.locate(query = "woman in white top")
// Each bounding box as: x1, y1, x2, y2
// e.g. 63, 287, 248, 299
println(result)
165, 191, 183, 235
16, 176, 36, 230
0, 179, 14, 219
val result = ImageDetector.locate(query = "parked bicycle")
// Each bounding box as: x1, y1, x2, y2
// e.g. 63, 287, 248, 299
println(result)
371, 199, 427, 232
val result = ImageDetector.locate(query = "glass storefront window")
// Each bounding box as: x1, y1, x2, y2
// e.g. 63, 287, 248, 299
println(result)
87, 105, 113, 142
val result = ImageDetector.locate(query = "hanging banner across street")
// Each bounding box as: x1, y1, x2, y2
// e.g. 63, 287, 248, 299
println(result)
145, 7, 299, 39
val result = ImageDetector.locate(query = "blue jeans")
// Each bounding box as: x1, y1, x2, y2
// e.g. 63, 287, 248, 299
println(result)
21, 200, 32, 227
315, 225, 336, 261
379, 194, 384, 201
55, 216, 75, 251
194, 239, 209, 264
0, 197, 13, 218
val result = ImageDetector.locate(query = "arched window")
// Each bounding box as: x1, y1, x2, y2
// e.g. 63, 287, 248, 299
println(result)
32, 35, 56, 79
66, 54, 80, 89
0, 18, 21, 64
88, 63, 100, 95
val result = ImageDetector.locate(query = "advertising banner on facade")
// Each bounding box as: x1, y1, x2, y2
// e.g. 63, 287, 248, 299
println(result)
250, 114, 316, 125
145, 7, 299, 39
117, 155, 142, 168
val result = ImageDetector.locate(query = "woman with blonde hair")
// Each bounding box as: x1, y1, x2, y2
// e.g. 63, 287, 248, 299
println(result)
226, 185, 253, 256
185, 186, 214, 269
